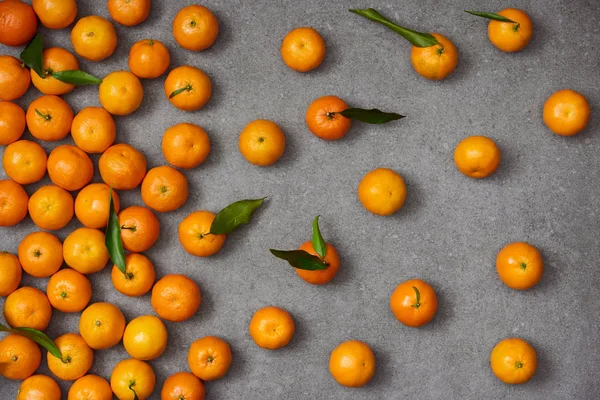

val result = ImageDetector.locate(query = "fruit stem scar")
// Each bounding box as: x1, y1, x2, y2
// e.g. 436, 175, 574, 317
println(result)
11, 355, 17, 362
190, 20, 197, 27
258, 137, 265, 143
95, 320, 102, 326
207, 356, 214, 363
198, 232, 211, 239
326, 112, 336, 120
33, 249, 42, 257
121, 225, 137, 232
519, 262, 527, 270
63, 355, 72, 364
61, 291, 67, 299
148, 39, 154, 45
515, 361, 523, 369
412, 286, 421, 309
126, 272, 135, 280
35, 109, 51, 121
512, 22, 521, 32
436, 45, 445, 55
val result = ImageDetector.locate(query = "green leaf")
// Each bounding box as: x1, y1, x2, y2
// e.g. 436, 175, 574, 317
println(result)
19, 33, 44, 77
169, 85, 192, 99
0, 323, 61, 359
311, 216, 326, 259
210, 198, 266, 235
349, 8, 439, 48
270, 249, 328, 271
465, 10, 516, 23
52, 70, 102, 85
105, 188, 127, 276
340, 108, 405, 124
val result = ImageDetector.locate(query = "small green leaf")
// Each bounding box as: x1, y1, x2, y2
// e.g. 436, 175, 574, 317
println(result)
0, 323, 61, 359
311, 216, 326, 259
19, 33, 44, 77
340, 108, 405, 124
349, 8, 439, 48
105, 188, 127, 276
465, 10, 516, 23
52, 70, 102, 85
270, 249, 328, 271
210, 198, 266, 235
169, 85, 192, 99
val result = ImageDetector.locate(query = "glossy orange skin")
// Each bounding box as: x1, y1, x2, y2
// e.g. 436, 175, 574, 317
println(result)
31, 47, 79, 95
281, 27, 326, 72
187, 336, 232, 381
123, 315, 168, 360
488, 9, 533, 53
28, 185, 74, 230
543, 89, 590, 136
454, 136, 501, 179
79, 302, 126, 350
358, 168, 407, 216
63, 228, 109, 274
71, 107, 117, 153
111, 253, 156, 297
68, 374, 113, 400
249, 306, 295, 350
410, 33, 458, 80
32, 0, 77, 29
305, 96, 351, 140
75, 183, 120, 229
162, 123, 211, 169
0, 334, 41, 380
178, 210, 226, 257
239, 119, 286, 166
129, 39, 171, 79
71, 15, 118, 61
108, 0, 150, 27
151, 274, 201, 322
0, 102, 26, 145
99, 71, 144, 115
119, 206, 160, 253
3, 286, 52, 330
18, 231, 63, 278
99, 143, 147, 190
329, 340, 375, 387
390, 279, 438, 327
0, 0, 38, 46
3, 140, 48, 185
141, 165, 189, 212
26, 95, 74, 142
47, 333, 93, 381
0, 252, 22, 296
173, 5, 219, 51
111, 358, 156, 400
296, 241, 340, 284
490, 338, 537, 384
0, 179, 28, 227
164, 65, 212, 111
0, 55, 31, 101
496, 242, 543, 290
161, 371, 205, 400
17, 374, 61, 400
47, 145, 94, 191
46, 268, 92, 313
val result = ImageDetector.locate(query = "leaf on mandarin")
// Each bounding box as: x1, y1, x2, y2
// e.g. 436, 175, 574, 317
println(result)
52, 70, 102, 85
19, 33, 44, 77
270, 249, 328, 271
312, 216, 327, 259
210, 198, 266, 235
465, 10, 517, 23
0, 323, 62, 359
105, 188, 127, 276
340, 108, 405, 124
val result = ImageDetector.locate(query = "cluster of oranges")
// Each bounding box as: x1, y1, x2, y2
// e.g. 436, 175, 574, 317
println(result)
0, 1, 594, 399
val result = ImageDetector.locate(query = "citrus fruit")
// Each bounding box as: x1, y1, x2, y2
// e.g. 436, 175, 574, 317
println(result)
453, 136, 501, 178
71, 15, 118, 61
543, 89, 590, 136
0, 102, 26, 145
329, 340, 375, 387
187, 336, 232, 381
111, 358, 156, 400
0, 0, 37, 47
281, 27, 326, 72
0, 55, 30, 101
68, 374, 113, 400
496, 242, 543, 290
173, 5, 219, 51
238, 119, 286, 166
0, 179, 28, 227
32, 0, 78, 29
47, 333, 93, 381
18, 231, 63, 278
296, 241, 340, 284
161, 372, 205, 400
108, 0, 151, 27
410, 33, 458, 80
28, 185, 74, 230
71, 107, 117, 153
0, 252, 22, 296
79, 302, 126, 350
151, 274, 201, 322
118, 206, 160, 252
123, 315, 168, 360
390, 278, 438, 327
358, 168, 407, 216
99, 71, 144, 115
46, 268, 92, 313
47, 144, 94, 191
63, 228, 109, 274
2, 140, 48, 184
3, 286, 52, 330
99, 143, 147, 190
75, 183, 120, 229
141, 165, 189, 212
111, 253, 155, 297
17, 374, 61, 400
26, 94, 74, 141
490, 337, 537, 384
128, 38, 171, 79
164, 65, 212, 111
31, 47, 79, 95
178, 210, 226, 257
0, 334, 41, 380
305, 95, 351, 140
162, 123, 211, 169
488, 9, 533, 52
249, 306, 295, 350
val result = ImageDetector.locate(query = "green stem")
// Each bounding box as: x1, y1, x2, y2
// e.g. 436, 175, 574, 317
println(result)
412, 286, 421, 309
35, 109, 51, 121
169, 84, 193, 99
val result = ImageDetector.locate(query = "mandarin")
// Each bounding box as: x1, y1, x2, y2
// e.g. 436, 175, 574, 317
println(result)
358, 168, 407, 216
453, 136, 501, 179
32, 0, 77, 29
281, 27, 326, 72
0, 334, 41, 380
128, 39, 170, 79
31, 47, 79, 95
296, 241, 340, 285
162, 123, 211, 169
71, 107, 116, 153
0, 179, 28, 227
161, 372, 205, 400
111, 253, 155, 297
0, 102, 26, 145
118, 206, 160, 252
238, 119, 286, 166
108, 0, 151, 26
17, 374, 61, 400
0, 252, 22, 296
141, 165, 189, 212
151, 274, 201, 322
99, 71, 144, 115
329, 340, 375, 387
123, 315, 168, 361
0, 55, 31, 101
0, 0, 37, 47
164, 65, 212, 111
178, 211, 226, 257
71, 15, 118, 61
305, 95, 352, 140
543, 89, 590, 136
63, 227, 109, 275
249, 306, 295, 350
79, 302, 126, 350
47, 332, 93, 381
496, 242, 543, 290
75, 183, 120, 229
18, 231, 63, 278
410, 33, 458, 80
3, 286, 52, 330
488, 9, 533, 53
46, 268, 92, 313
390, 279, 438, 327
2, 140, 48, 185
110, 358, 156, 400
28, 185, 74, 230
187, 336, 232, 381
47, 145, 94, 191
68, 374, 113, 400
26, 94, 74, 142
490, 338, 537, 384
99, 143, 147, 190
173, 5, 219, 51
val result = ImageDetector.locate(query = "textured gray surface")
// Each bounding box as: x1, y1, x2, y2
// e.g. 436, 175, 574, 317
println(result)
1, 0, 599, 399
